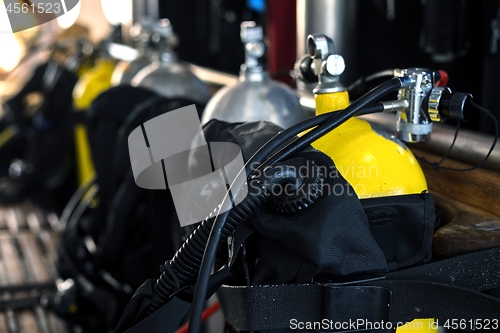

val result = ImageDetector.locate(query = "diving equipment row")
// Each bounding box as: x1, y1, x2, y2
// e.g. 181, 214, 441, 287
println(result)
0, 11, 498, 333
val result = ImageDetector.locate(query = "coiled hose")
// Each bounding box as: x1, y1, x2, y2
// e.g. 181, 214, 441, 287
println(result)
149, 179, 269, 312
150, 77, 408, 319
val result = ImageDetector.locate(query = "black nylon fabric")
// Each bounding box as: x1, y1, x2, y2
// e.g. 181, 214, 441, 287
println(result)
165, 119, 286, 248
201, 119, 285, 161
201, 120, 434, 281
58, 88, 206, 330
115, 279, 155, 333
99, 97, 204, 277
112, 120, 439, 333
249, 150, 389, 283
5, 61, 78, 126
217, 282, 391, 332
113, 279, 189, 333
362, 193, 435, 270
1, 61, 79, 209
86, 86, 158, 238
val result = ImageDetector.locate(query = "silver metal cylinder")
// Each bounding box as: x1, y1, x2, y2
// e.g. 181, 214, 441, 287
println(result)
201, 75, 306, 128
132, 57, 211, 104
112, 49, 154, 85
201, 22, 308, 128
296, 0, 358, 85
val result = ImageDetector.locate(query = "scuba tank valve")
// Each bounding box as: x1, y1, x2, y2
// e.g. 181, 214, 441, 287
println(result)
111, 20, 158, 86
395, 68, 472, 143
201, 21, 308, 128
131, 19, 211, 104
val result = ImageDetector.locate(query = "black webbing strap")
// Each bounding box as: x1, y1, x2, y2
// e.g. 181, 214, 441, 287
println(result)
385, 247, 500, 291
218, 247, 500, 332
367, 280, 500, 321
218, 284, 391, 332
218, 281, 500, 332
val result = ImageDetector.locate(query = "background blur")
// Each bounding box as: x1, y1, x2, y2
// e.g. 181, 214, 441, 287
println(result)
1, 0, 500, 134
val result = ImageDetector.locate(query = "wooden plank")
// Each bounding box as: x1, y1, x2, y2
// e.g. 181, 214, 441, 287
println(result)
20, 231, 68, 333
13, 207, 28, 231
411, 148, 500, 258
34, 211, 49, 231
0, 207, 8, 230
33, 307, 51, 333
26, 214, 41, 235
17, 234, 52, 333
0, 234, 40, 333
4, 209, 20, 235
0, 200, 71, 333
25, 210, 41, 235
18, 234, 51, 282
46, 315, 67, 333
413, 147, 500, 217
33, 233, 56, 281
24, 203, 50, 231
44, 214, 60, 233
432, 193, 500, 258
0, 234, 27, 284
0, 249, 14, 333
37, 232, 58, 276
21, 207, 67, 333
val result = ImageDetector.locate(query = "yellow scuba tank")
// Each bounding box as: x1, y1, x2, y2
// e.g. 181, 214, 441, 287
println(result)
72, 58, 116, 185
74, 56, 95, 78
299, 34, 427, 199
299, 34, 433, 333
73, 59, 116, 110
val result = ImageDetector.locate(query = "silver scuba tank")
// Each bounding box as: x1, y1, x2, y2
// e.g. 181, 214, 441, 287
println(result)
111, 21, 157, 86
201, 21, 307, 128
131, 19, 211, 104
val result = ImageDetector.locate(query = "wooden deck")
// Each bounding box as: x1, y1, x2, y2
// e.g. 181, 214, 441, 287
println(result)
0, 202, 69, 333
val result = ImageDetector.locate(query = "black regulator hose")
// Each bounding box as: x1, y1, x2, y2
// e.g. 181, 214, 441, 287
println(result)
148, 102, 385, 315
144, 77, 406, 332
348, 69, 397, 101
247, 102, 384, 174
149, 179, 269, 313
259, 77, 407, 168
186, 77, 408, 333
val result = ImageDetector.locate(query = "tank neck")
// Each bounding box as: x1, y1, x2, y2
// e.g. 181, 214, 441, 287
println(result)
314, 91, 350, 115
239, 65, 269, 82
155, 50, 178, 64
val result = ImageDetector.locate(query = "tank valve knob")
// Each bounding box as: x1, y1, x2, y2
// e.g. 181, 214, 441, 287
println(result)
426, 87, 472, 123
